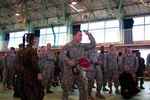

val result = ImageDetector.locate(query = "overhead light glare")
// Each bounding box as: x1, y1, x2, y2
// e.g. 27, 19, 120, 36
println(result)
69, 4, 83, 12
71, 1, 77, 5
15, 12, 20, 16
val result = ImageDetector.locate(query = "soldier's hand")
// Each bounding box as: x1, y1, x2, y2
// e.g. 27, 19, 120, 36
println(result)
98, 61, 103, 65
84, 30, 91, 35
68, 60, 76, 67
37, 73, 42, 80
93, 60, 98, 64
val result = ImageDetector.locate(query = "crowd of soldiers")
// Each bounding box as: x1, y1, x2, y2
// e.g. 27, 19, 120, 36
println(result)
0, 29, 149, 100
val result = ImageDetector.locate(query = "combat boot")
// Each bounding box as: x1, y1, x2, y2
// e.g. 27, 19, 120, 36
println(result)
109, 87, 112, 94
88, 93, 94, 100
103, 87, 109, 91
46, 89, 54, 94
95, 92, 105, 99
115, 88, 120, 94
140, 84, 145, 89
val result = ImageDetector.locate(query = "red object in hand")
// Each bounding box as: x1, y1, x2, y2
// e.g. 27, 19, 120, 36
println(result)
78, 58, 89, 68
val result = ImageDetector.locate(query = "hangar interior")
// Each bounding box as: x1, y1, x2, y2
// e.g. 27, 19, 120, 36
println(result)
0, 0, 150, 100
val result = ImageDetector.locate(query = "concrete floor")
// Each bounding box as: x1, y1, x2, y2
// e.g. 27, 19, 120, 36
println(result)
0, 82, 150, 100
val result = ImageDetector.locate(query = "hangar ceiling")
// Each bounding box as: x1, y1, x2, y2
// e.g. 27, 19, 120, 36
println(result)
0, 0, 150, 32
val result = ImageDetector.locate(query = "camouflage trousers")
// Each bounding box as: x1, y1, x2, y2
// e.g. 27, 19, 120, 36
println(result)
61, 71, 88, 100
107, 69, 119, 88
86, 70, 103, 93
2, 68, 14, 87
42, 67, 54, 89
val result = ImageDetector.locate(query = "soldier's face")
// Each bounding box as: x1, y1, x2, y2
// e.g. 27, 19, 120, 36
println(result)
110, 46, 115, 51
100, 46, 104, 51
74, 31, 82, 43
126, 48, 131, 53
123, 66, 130, 73
46, 43, 52, 50
41, 47, 45, 51
9, 49, 14, 54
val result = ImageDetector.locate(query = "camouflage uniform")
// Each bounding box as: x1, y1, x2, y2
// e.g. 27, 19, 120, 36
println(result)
122, 53, 139, 75
59, 54, 66, 82
22, 44, 44, 100
104, 52, 119, 89
42, 50, 56, 91
53, 52, 61, 86
99, 52, 107, 88
60, 34, 96, 100
86, 49, 103, 94
0, 56, 4, 82
3, 53, 16, 88
38, 50, 47, 75
14, 49, 25, 98
146, 53, 150, 77
118, 56, 123, 74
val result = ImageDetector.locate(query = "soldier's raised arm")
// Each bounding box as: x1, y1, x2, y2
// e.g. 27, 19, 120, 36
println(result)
83, 31, 96, 51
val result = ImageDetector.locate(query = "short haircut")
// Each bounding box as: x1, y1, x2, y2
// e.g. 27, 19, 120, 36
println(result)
118, 52, 122, 56
10, 47, 15, 51
73, 29, 81, 36
100, 46, 104, 49
109, 45, 114, 48
136, 52, 141, 55
41, 46, 45, 49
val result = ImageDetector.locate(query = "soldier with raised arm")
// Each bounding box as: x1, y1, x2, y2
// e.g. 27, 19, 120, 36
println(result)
60, 29, 96, 100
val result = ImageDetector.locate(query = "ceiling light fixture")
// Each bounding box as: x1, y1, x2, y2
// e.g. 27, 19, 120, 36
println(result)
71, 0, 77, 5
71, 1, 77, 5
15, 11, 20, 16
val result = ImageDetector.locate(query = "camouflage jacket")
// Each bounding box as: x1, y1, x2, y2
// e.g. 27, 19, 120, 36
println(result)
15, 50, 24, 73
86, 49, 101, 71
122, 53, 139, 72
4, 53, 16, 69
104, 51, 118, 72
60, 34, 96, 72
22, 44, 40, 74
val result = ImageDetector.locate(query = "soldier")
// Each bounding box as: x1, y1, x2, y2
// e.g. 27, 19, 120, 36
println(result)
42, 43, 56, 93
86, 48, 105, 99
135, 52, 146, 89
60, 29, 96, 100
3, 47, 16, 90
53, 50, 61, 87
13, 44, 25, 98
122, 47, 139, 77
104, 45, 120, 94
118, 52, 123, 74
146, 53, 150, 77
38, 46, 46, 75
22, 34, 44, 100
99, 46, 109, 91
0, 53, 4, 82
